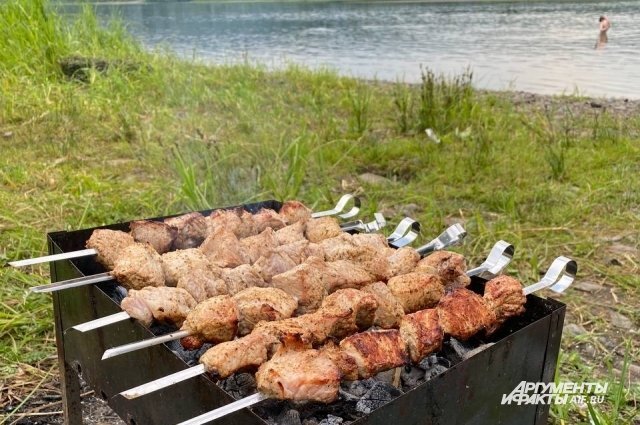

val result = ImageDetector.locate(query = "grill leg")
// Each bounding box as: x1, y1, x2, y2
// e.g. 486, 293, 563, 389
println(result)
53, 281, 83, 424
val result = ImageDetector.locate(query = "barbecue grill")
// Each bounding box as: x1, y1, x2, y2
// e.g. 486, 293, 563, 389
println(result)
46, 200, 566, 425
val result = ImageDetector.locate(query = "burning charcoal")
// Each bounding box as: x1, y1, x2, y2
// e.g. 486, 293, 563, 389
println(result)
355, 382, 402, 414
319, 414, 344, 425
341, 378, 377, 398
302, 419, 320, 425
276, 409, 302, 425
461, 342, 495, 360
400, 366, 425, 388
167, 340, 212, 366
113, 285, 128, 304
447, 337, 478, 361
219, 373, 257, 400
374, 369, 395, 385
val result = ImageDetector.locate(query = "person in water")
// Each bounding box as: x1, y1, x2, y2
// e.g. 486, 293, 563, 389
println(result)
596, 15, 611, 49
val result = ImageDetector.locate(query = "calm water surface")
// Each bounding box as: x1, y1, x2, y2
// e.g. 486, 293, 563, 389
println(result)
69, 1, 640, 98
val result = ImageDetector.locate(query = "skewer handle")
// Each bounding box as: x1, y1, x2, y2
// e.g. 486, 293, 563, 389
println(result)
311, 194, 361, 219
102, 329, 191, 359
523, 256, 577, 296
387, 218, 421, 248
8, 248, 97, 268
416, 224, 466, 255
177, 392, 268, 425
467, 240, 514, 279
71, 311, 131, 333
30, 272, 113, 293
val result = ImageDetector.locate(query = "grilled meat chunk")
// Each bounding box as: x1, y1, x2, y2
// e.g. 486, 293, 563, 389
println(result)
252, 208, 287, 233
274, 221, 306, 245
177, 269, 228, 302
320, 343, 359, 381
363, 282, 405, 328
111, 243, 165, 289
388, 247, 421, 277
161, 248, 219, 287
86, 229, 135, 269
340, 329, 409, 379
415, 251, 471, 289
271, 256, 328, 314
254, 250, 298, 283
200, 331, 272, 377
387, 273, 444, 313
200, 227, 250, 268
483, 275, 526, 335
399, 309, 443, 363
222, 264, 267, 295
165, 212, 208, 250
206, 208, 243, 238
323, 244, 390, 281
181, 295, 238, 345
129, 220, 177, 255
256, 347, 340, 403
121, 287, 196, 327
279, 200, 312, 224
232, 287, 298, 335
323, 260, 377, 292
276, 240, 324, 264
351, 233, 390, 251
437, 288, 497, 340
240, 228, 278, 264
318, 289, 378, 337
305, 216, 342, 243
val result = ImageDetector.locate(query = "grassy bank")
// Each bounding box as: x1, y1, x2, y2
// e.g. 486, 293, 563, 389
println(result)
0, 0, 638, 423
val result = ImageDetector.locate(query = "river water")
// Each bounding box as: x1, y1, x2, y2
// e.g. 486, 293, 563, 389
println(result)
67, 1, 640, 98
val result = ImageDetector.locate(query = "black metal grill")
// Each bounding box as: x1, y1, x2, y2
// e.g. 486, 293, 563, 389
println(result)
47, 200, 565, 425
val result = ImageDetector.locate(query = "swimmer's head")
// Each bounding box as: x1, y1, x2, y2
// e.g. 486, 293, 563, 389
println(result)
599, 16, 606, 22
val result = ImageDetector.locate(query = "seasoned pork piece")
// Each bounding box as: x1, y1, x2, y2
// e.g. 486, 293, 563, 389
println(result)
129, 220, 177, 254
252, 208, 287, 233
320, 343, 359, 381
323, 260, 377, 292
274, 221, 306, 245
305, 216, 342, 243
323, 243, 390, 281
199, 330, 272, 377
165, 212, 208, 250
232, 287, 298, 335
222, 264, 267, 295
279, 200, 312, 224
253, 250, 298, 283
121, 287, 196, 327
437, 288, 497, 340
86, 229, 135, 269
387, 273, 444, 313
483, 276, 526, 334
340, 329, 409, 379
388, 247, 421, 277
177, 269, 228, 302
181, 295, 238, 345
111, 243, 165, 289
200, 227, 250, 268
415, 251, 471, 289
363, 282, 405, 328
271, 256, 328, 315
237, 210, 259, 238
240, 228, 278, 264
206, 208, 242, 236
256, 347, 340, 403
276, 240, 324, 264
161, 248, 219, 287
399, 309, 443, 363
351, 233, 390, 251
318, 289, 378, 337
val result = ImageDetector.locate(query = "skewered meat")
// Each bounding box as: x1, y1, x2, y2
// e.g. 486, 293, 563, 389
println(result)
176, 270, 228, 303
275, 240, 324, 264
363, 282, 405, 328
279, 200, 312, 224
252, 208, 287, 233
415, 251, 471, 289
129, 220, 177, 254
271, 256, 328, 314
323, 260, 378, 292
387, 273, 444, 313
200, 227, 250, 268
111, 243, 165, 289
86, 229, 135, 269
232, 287, 298, 336
323, 244, 390, 281
165, 212, 208, 250
180, 295, 238, 349
319, 343, 359, 381
253, 250, 298, 283
256, 346, 340, 403
222, 264, 267, 295
121, 287, 197, 327
305, 217, 342, 243
161, 248, 220, 287
387, 247, 421, 277
483, 275, 526, 322
206, 209, 244, 238
274, 221, 306, 245
340, 329, 408, 379
240, 228, 278, 264
399, 309, 443, 363
317, 289, 378, 337
351, 233, 390, 252
436, 288, 496, 340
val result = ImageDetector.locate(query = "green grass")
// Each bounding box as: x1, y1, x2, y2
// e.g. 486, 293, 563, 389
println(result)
0, 0, 638, 423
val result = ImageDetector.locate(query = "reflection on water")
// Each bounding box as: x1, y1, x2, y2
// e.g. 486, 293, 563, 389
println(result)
63, 1, 640, 98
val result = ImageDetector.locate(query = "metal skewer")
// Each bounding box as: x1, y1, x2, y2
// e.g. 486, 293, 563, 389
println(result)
8, 194, 362, 268
171, 256, 577, 425
117, 241, 513, 399
416, 223, 466, 255
70, 217, 422, 333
